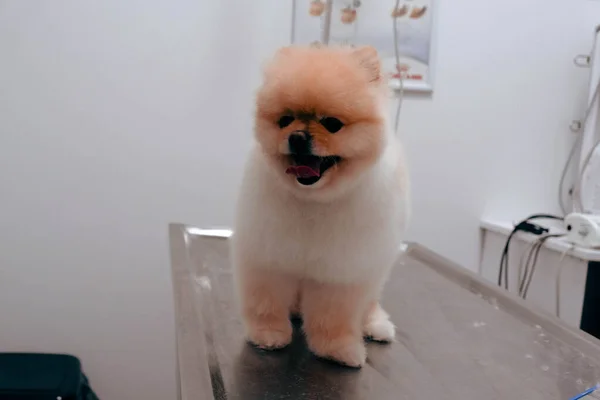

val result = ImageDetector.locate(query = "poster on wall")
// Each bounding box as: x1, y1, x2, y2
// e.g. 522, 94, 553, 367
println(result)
292, 0, 434, 92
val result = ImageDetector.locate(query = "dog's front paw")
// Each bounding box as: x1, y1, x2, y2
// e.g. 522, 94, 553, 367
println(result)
364, 316, 395, 342
364, 303, 395, 343
309, 335, 366, 368
247, 321, 293, 350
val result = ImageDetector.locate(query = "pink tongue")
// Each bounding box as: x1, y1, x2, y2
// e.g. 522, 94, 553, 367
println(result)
286, 165, 320, 178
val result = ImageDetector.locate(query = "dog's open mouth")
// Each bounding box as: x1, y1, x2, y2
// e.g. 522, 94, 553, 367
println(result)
285, 155, 341, 186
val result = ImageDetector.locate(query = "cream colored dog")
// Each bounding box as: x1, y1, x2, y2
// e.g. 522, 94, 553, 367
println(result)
232, 45, 409, 367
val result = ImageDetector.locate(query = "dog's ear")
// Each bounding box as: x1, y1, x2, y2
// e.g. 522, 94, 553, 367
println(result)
351, 46, 381, 82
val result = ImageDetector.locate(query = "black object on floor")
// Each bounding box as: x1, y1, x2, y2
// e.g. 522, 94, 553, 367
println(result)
0, 353, 99, 400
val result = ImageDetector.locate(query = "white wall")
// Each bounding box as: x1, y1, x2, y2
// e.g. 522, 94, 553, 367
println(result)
0, 1, 289, 399
401, 0, 600, 270
1, 1, 599, 399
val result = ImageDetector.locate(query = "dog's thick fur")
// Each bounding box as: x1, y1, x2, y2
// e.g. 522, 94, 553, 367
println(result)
232, 45, 409, 367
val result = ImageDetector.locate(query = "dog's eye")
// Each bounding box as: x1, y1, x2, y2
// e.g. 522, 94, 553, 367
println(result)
277, 115, 295, 129
320, 117, 344, 133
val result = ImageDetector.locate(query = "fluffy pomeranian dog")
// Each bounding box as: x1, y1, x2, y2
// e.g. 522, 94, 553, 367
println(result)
232, 45, 409, 367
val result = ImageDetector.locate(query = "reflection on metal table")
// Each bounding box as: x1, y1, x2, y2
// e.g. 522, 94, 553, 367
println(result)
169, 224, 600, 400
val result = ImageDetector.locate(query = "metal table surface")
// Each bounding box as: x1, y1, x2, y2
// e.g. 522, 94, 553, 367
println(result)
169, 224, 600, 400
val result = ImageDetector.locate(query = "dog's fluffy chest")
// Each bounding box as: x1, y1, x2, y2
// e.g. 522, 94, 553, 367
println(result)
233, 149, 407, 284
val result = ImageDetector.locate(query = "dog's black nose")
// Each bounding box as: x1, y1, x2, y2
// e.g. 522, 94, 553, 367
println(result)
288, 131, 312, 155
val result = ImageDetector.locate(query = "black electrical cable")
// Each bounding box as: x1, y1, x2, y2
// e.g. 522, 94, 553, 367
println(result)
521, 238, 545, 299
497, 214, 563, 290
518, 233, 564, 298
498, 215, 555, 289
519, 239, 542, 296
521, 234, 565, 299
499, 230, 518, 290
499, 215, 562, 290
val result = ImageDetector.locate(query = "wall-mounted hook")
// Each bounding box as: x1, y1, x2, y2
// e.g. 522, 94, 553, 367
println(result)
574, 54, 591, 68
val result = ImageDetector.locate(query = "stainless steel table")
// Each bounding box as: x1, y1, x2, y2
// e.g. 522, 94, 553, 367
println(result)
169, 224, 600, 400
